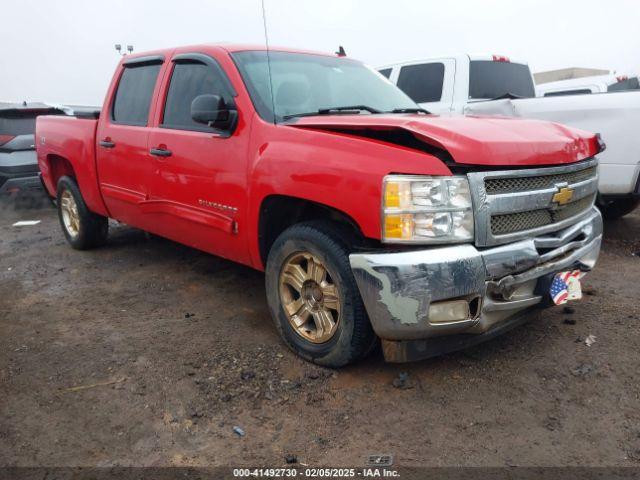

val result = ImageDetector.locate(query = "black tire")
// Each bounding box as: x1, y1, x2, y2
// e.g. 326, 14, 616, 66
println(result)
265, 221, 376, 367
597, 196, 640, 220
56, 176, 109, 249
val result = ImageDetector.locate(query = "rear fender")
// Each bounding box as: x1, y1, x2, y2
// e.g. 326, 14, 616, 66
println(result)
36, 115, 109, 216
44, 155, 75, 195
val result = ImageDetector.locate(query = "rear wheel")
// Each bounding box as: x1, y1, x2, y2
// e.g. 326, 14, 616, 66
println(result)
57, 176, 108, 249
265, 221, 376, 367
598, 196, 640, 219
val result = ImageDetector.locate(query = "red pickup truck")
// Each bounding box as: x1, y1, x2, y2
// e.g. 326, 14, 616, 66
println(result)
36, 44, 603, 366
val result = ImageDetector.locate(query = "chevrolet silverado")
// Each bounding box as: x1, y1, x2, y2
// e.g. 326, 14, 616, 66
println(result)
36, 45, 603, 366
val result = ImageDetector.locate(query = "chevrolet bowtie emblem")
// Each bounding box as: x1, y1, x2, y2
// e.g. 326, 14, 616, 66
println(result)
552, 186, 574, 206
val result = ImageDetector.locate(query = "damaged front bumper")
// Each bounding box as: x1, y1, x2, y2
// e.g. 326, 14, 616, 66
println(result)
349, 207, 602, 362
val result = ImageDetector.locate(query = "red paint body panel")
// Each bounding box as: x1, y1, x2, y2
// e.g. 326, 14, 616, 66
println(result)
36, 115, 109, 216
35, 44, 600, 272
95, 49, 170, 227
290, 114, 599, 166
243, 118, 452, 267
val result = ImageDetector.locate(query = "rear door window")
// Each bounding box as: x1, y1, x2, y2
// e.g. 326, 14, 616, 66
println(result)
396, 63, 445, 103
112, 63, 161, 126
469, 61, 535, 99
162, 61, 233, 131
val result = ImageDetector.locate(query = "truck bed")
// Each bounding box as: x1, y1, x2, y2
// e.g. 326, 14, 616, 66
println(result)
36, 115, 108, 216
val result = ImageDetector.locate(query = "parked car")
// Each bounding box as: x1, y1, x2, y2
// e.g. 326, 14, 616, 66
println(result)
380, 54, 640, 218
537, 74, 640, 97
0, 102, 67, 202
37, 44, 603, 366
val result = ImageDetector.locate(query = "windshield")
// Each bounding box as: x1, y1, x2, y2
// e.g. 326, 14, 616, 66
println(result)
469, 60, 535, 99
232, 51, 419, 122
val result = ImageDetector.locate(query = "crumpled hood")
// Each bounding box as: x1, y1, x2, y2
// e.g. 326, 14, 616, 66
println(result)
288, 113, 600, 166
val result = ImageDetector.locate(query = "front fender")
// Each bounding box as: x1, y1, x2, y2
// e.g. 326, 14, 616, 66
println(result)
245, 122, 451, 268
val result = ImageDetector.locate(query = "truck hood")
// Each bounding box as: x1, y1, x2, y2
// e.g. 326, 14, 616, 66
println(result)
288, 114, 600, 167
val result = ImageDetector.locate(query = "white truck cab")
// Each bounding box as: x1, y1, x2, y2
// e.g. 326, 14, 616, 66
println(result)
380, 54, 640, 218
378, 54, 536, 114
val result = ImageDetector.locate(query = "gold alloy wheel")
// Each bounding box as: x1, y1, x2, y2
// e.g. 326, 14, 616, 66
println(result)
60, 189, 80, 238
279, 252, 341, 343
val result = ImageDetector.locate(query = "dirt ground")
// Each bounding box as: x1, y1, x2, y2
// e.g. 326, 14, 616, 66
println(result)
1, 200, 639, 469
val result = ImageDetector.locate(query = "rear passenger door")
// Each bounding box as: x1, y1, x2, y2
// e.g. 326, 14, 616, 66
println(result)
146, 53, 248, 261
395, 59, 455, 113
96, 56, 164, 226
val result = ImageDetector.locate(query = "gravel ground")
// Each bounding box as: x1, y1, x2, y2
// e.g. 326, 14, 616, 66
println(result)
1, 201, 639, 468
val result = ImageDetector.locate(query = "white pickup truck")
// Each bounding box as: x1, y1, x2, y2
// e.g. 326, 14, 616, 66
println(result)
379, 55, 640, 218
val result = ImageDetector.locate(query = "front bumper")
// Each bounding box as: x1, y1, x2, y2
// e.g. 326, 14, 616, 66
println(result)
349, 207, 602, 362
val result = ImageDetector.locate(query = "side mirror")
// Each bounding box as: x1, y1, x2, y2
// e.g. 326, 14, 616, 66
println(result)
191, 94, 237, 131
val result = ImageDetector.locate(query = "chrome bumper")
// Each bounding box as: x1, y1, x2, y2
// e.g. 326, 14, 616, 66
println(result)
349, 207, 602, 349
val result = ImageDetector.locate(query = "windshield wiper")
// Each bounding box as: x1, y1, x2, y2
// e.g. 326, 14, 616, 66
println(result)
388, 107, 431, 114
317, 105, 381, 114
282, 105, 381, 120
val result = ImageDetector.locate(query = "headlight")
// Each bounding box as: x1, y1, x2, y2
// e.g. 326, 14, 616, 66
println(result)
382, 175, 474, 244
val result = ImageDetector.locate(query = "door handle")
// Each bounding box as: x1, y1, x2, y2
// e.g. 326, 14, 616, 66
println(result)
99, 139, 115, 148
150, 148, 172, 157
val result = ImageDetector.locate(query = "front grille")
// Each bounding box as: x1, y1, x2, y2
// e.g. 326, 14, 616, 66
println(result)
491, 194, 596, 235
485, 166, 597, 194
491, 209, 550, 235
468, 159, 599, 246
553, 195, 595, 222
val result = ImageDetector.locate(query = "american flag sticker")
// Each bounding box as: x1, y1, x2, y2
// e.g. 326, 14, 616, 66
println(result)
550, 270, 583, 305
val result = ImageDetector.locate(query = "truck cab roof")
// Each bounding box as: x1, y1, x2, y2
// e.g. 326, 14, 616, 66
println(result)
377, 54, 536, 112
120, 43, 340, 65
378, 53, 530, 70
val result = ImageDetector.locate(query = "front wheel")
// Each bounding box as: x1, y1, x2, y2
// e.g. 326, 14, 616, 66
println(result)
57, 176, 109, 249
265, 221, 376, 367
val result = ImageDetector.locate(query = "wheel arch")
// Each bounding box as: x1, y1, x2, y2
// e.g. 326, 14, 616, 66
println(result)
257, 194, 369, 268
43, 152, 109, 217
43, 154, 76, 196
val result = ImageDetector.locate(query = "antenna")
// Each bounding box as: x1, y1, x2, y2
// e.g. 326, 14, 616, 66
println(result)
261, 0, 277, 125
336, 46, 347, 57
